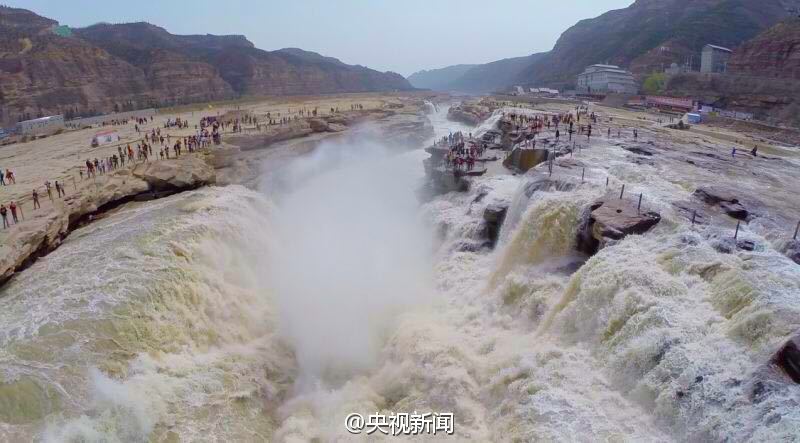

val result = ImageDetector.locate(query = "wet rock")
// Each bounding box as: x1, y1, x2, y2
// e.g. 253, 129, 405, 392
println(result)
577, 195, 662, 255
308, 118, 330, 132
623, 145, 655, 156
447, 105, 488, 126
327, 123, 347, 132
712, 236, 759, 254
503, 147, 549, 173
737, 239, 756, 251
483, 203, 509, 248
133, 155, 215, 191
772, 335, 800, 384
712, 238, 735, 254
693, 187, 749, 220
523, 176, 576, 198
672, 201, 708, 225
778, 239, 800, 265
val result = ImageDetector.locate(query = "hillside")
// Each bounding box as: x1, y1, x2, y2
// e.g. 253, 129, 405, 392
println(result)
449, 53, 547, 93
407, 64, 477, 90
0, 7, 413, 126
728, 17, 800, 80
662, 18, 800, 126
515, 0, 800, 89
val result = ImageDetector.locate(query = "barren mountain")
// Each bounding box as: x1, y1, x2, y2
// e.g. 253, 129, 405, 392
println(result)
0, 7, 412, 126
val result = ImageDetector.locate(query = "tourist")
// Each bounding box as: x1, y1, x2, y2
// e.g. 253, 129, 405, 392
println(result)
9, 201, 18, 223
0, 205, 7, 229
6, 169, 15, 184
751, 145, 758, 157
0, 169, 4, 186
731, 147, 737, 158
55, 181, 64, 198
45, 181, 53, 200
32, 189, 41, 209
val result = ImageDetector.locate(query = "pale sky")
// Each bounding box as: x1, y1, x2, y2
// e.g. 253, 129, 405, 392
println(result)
8, 0, 634, 76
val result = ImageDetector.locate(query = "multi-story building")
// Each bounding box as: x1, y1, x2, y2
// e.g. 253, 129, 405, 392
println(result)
576, 64, 638, 95
16, 115, 65, 136
700, 44, 732, 73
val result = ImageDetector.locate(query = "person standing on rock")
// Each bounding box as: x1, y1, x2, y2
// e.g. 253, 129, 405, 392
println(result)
731, 147, 737, 158
556, 129, 560, 141
44, 181, 53, 201
0, 168, 4, 186
751, 145, 758, 157
0, 205, 8, 229
32, 189, 40, 209
9, 201, 18, 224
55, 181, 63, 198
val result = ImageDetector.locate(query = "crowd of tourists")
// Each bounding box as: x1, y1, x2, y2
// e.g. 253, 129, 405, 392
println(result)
1, 112, 227, 230
434, 131, 488, 172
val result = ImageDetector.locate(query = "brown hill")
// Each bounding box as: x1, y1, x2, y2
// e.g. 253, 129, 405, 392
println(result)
0, 7, 412, 126
728, 17, 800, 80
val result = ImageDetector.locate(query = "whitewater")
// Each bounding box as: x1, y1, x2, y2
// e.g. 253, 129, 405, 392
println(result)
1, 105, 799, 442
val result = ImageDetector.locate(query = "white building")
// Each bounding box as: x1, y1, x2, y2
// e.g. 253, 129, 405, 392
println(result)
530, 88, 560, 95
576, 64, 638, 95
16, 115, 65, 136
700, 44, 732, 74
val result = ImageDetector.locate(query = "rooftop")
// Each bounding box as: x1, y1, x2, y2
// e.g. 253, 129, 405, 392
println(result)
704, 44, 732, 53
18, 115, 63, 124
580, 64, 634, 75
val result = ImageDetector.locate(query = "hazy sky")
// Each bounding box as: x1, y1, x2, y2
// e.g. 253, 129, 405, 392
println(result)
9, 0, 634, 76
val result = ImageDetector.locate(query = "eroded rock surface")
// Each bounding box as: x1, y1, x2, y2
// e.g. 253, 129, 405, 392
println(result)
0, 154, 215, 284
483, 203, 509, 248
693, 187, 750, 220
577, 195, 662, 255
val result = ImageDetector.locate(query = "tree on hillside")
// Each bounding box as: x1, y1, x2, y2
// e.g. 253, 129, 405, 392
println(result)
643, 73, 667, 95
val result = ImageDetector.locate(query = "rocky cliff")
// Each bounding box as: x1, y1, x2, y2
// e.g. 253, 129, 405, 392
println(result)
728, 18, 800, 80
0, 7, 413, 126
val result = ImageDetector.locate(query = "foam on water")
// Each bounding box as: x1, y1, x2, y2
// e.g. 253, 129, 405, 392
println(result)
1, 104, 799, 441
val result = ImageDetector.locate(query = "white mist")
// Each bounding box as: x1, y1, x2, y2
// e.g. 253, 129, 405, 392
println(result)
263, 133, 433, 388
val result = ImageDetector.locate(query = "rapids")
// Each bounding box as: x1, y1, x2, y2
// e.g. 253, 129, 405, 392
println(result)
0, 105, 799, 441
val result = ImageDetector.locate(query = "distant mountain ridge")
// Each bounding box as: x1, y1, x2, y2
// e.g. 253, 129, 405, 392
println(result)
450, 53, 546, 93
0, 7, 413, 126
407, 53, 546, 93
407, 64, 477, 90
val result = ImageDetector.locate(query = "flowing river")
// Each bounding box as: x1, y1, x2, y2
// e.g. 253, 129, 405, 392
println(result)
1, 105, 799, 441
